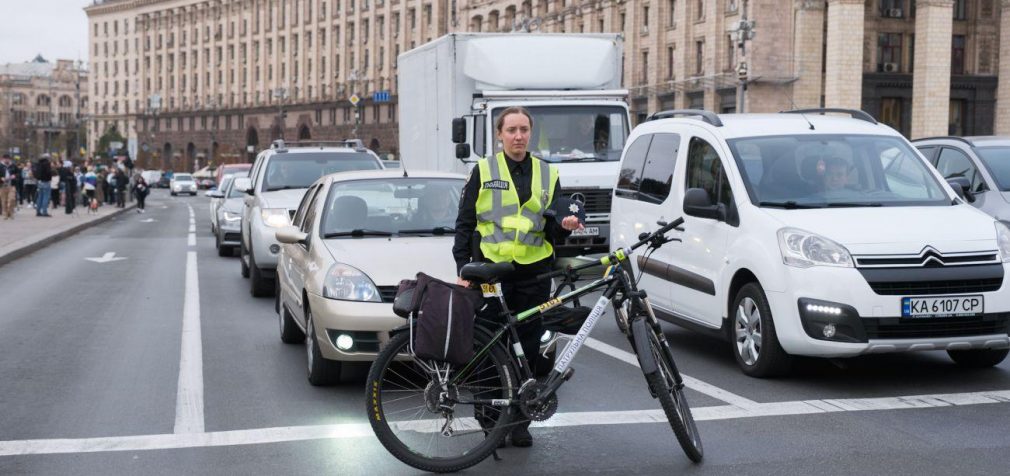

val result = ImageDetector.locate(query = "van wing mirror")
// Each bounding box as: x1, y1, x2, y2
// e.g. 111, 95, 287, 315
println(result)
683, 188, 726, 221
946, 177, 973, 202
451, 118, 467, 144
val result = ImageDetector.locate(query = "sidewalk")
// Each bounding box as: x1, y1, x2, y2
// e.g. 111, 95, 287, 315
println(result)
0, 200, 136, 267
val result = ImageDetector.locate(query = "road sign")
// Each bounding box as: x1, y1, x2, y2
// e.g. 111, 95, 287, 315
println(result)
349, 94, 361, 106
373, 91, 390, 102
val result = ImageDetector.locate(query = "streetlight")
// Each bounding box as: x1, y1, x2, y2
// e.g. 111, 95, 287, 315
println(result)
273, 87, 288, 140
728, 2, 756, 113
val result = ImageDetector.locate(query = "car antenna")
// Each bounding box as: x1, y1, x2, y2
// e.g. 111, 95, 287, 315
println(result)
788, 97, 815, 131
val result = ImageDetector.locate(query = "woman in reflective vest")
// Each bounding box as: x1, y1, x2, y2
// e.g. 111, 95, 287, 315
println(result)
453, 106, 583, 448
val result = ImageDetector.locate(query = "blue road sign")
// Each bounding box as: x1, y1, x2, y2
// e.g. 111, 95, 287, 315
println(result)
373, 91, 391, 103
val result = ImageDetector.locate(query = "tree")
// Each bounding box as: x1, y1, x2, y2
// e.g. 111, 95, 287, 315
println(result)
97, 125, 126, 159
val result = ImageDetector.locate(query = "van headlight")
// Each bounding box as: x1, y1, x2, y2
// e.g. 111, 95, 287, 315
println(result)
260, 208, 290, 228
322, 263, 381, 302
996, 222, 1010, 263
777, 228, 853, 268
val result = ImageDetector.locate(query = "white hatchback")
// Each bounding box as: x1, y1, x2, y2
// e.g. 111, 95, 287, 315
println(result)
610, 109, 1010, 377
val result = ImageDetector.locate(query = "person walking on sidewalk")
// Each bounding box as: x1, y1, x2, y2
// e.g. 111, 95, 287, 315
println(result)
34, 155, 53, 217
95, 168, 106, 206
0, 154, 17, 220
83, 167, 98, 205
133, 174, 149, 213
114, 167, 127, 208
61, 161, 78, 215
22, 166, 37, 206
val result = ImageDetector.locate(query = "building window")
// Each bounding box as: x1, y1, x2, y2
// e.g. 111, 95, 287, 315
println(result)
949, 99, 966, 135
668, 0, 676, 26
953, 0, 967, 20
876, 32, 902, 72
642, 5, 649, 32
667, 46, 675, 79
952, 35, 966, 75
726, 35, 735, 72
695, 40, 704, 75
641, 51, 649, 83
696, 0, 704, 20
880, 97, 903, 132
879, 0, 904, 18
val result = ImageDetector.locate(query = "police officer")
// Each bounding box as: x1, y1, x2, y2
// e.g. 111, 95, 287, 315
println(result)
453, 106, 583, 448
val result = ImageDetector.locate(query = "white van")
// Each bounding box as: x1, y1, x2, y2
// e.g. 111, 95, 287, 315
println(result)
610, 109, 1010, 377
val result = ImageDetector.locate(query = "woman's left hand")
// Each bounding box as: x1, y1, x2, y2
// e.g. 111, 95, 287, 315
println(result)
561, 215, 584, 231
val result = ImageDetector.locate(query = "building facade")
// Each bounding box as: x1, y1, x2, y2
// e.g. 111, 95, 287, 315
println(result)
84, 0, 1010, 172
0, 56, 89, 161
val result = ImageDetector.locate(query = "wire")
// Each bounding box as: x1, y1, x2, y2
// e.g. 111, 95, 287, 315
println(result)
635, 244, 658, 287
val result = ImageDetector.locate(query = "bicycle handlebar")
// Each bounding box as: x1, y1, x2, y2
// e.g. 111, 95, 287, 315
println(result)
536, 217, 684, 282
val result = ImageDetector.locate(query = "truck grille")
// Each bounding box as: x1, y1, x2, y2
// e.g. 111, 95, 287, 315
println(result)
864, 314, 1010, 339
561, 188, 612, 215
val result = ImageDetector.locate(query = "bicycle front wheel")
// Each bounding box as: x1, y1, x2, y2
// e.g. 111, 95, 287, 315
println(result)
366, 331, 516, 473
641, 323, 704, 462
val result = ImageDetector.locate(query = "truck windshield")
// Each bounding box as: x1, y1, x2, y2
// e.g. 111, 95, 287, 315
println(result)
492, 105, 628, 163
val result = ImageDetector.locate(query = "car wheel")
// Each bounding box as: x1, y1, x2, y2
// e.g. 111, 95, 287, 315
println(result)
216, 236, 231, 258
240, 240, 250, 278
305, 310, 341, 385
948, 348, 1009, 368
731, 282, 792, 378
249, 250, 274, 297
171, 192, 177, 196
279, 295, 305, 344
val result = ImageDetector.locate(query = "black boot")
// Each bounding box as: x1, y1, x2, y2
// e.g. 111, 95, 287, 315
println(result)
510, 423, 533, 448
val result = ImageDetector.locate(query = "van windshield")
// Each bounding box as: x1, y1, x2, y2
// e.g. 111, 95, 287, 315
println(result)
263, 152, 380, 191
726, 134, 951, 207
492, 105, 629, 163
974, 147, 1010, 191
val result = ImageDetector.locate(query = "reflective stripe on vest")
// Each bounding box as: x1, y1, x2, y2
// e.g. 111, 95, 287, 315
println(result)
475, 152, 557, 264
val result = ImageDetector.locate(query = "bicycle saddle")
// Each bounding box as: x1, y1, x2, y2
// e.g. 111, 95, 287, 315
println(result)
459, 262, 515, 284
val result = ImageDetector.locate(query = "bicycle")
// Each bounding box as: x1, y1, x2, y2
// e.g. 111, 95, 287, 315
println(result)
366, 217, 702, 472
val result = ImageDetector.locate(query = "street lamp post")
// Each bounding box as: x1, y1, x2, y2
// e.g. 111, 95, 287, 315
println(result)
349, 70, 361, 139
728, 2, 756, 114
273, 87, 288, 141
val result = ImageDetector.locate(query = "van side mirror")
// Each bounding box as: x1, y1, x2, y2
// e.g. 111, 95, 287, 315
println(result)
455, 143, 471, 159
946, 177, 973, 203
451, 118, 467, 144
683, 188, 726, 220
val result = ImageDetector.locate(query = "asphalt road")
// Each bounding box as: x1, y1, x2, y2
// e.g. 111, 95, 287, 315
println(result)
3, 190, 1010, 475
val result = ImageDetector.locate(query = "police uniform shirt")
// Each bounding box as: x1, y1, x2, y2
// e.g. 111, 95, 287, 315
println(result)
453, 152, 571, 277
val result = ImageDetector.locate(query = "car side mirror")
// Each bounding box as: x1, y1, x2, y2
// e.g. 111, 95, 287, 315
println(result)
683, 188, 726, 220
451, 118, 467, 144
275, 225, 308, 245
946, 177, 973, 203
244, 186, 255, 196
207, 190, 224, 199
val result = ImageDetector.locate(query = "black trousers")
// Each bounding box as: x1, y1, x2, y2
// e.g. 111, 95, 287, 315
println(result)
497, 278, 551, 375
136, 192, 147, 210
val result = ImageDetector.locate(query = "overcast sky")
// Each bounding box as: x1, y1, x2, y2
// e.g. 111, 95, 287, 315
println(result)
0, 0, 92, 65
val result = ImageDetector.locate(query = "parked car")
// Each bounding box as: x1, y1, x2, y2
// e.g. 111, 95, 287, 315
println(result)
912, 136, 1010, 222
170, 173, 197, 196
207, 174, 238, 234
274, 170, 465, 384
214, 176, 252, 257
156, 175, 171, 188
610, 109, 1010, 377
241, 139, 385, 296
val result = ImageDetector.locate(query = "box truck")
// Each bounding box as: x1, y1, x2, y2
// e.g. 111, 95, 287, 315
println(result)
397, 33, 630, 256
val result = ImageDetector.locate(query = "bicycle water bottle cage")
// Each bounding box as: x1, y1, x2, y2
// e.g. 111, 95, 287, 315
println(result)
459, 261, 515, 284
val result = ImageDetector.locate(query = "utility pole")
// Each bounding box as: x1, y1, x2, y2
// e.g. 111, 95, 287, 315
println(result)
728, 1, 756, 113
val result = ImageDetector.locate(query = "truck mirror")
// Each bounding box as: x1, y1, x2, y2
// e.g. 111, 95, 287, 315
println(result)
455, 143, 471, 159
451, 118, 467, 144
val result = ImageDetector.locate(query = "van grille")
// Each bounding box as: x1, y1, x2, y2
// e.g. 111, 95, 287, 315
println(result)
868, 278, 1003, 295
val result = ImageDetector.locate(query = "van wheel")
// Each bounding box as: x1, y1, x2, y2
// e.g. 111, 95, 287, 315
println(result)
731, 283, 792, 378
948, 348, 1009, 368
306, 310, 342, 385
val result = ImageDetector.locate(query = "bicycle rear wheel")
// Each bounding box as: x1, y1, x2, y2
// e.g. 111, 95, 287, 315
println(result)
366, 331, 516, 473
642, 323, 704, 462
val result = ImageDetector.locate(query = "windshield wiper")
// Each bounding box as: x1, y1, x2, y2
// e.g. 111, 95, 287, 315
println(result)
825, 202, 883, 207
322, 229, 393, 238
397, 226, 456, 235
265, 185, 304, 191
758, 201, 823, 209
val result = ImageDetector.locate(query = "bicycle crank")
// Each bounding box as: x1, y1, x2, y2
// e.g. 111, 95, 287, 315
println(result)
518, 381, 558, 421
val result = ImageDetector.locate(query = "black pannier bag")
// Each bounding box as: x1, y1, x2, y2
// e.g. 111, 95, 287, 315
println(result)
392, 273, 483, 366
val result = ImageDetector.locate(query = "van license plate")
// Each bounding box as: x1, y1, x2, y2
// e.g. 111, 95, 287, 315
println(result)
570, 227, 599, 237
901, 295, 983, 318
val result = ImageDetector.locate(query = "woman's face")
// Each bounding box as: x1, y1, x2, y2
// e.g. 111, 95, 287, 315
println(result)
497, 113, 531, 160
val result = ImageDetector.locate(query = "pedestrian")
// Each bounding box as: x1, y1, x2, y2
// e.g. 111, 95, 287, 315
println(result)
22, 166, 36, 206
453, 106, 583, 448
12, 159, 23, 210
95, 168, 106, 206
50, 165, 61, 210
34, 155, 53, 217
133, 174, 149, 213
104, 168, 114, 205
0, 153, 17, 219
83, 167, 98, 206
61, 161, 77, 215
115, 167, 127, 208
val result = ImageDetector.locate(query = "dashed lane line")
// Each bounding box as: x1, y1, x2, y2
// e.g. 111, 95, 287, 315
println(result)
173, 250, 204, 434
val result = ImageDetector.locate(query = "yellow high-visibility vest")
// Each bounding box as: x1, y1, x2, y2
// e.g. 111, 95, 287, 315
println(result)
475, 152, 559, 264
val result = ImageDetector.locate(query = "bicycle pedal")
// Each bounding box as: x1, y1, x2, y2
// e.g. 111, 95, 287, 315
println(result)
562, 367, 575, 381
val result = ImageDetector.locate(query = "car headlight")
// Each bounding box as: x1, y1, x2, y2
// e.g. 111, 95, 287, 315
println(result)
996, 222, 1010, 263
260, 208, 290, 228
222, 211, 241, 222
322, 263, 381, 302
777, 227, 853, 268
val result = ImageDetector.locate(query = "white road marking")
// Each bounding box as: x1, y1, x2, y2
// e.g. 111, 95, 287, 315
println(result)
5, 388, 1010, 456
174, 251, 204, 434
584, 337, 760, 409
84, 252, 127, 264
187, 206, 196, 246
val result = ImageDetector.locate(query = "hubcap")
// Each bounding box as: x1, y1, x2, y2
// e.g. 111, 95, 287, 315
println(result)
735, 297, 762, 366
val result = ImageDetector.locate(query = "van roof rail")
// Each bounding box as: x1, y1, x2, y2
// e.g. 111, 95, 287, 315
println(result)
910, 136, 976, 146
646, 109, 723, 127
780, 108, 878, 125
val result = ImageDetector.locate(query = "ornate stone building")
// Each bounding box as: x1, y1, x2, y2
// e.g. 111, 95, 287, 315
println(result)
0, 56, 89, 161
84, 0, 1010, 172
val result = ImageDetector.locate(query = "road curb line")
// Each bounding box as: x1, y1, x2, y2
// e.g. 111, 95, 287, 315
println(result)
0, 204, 137, 267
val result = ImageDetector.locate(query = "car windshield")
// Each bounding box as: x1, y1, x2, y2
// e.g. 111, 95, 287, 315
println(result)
726, 134, 951, 207
175, 174, 193, 181
974, 147, 1010, 191
227, 178, 251, 198
263, 152, 380, 191
320, 178, 464, 238
492, 105, 629, 163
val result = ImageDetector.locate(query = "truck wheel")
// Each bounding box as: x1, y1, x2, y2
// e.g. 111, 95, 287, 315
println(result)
948, 348, 1009, 368
731, 283, 792, 378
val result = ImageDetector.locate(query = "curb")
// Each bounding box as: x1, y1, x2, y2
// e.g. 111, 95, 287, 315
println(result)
0, 204, 138, 268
